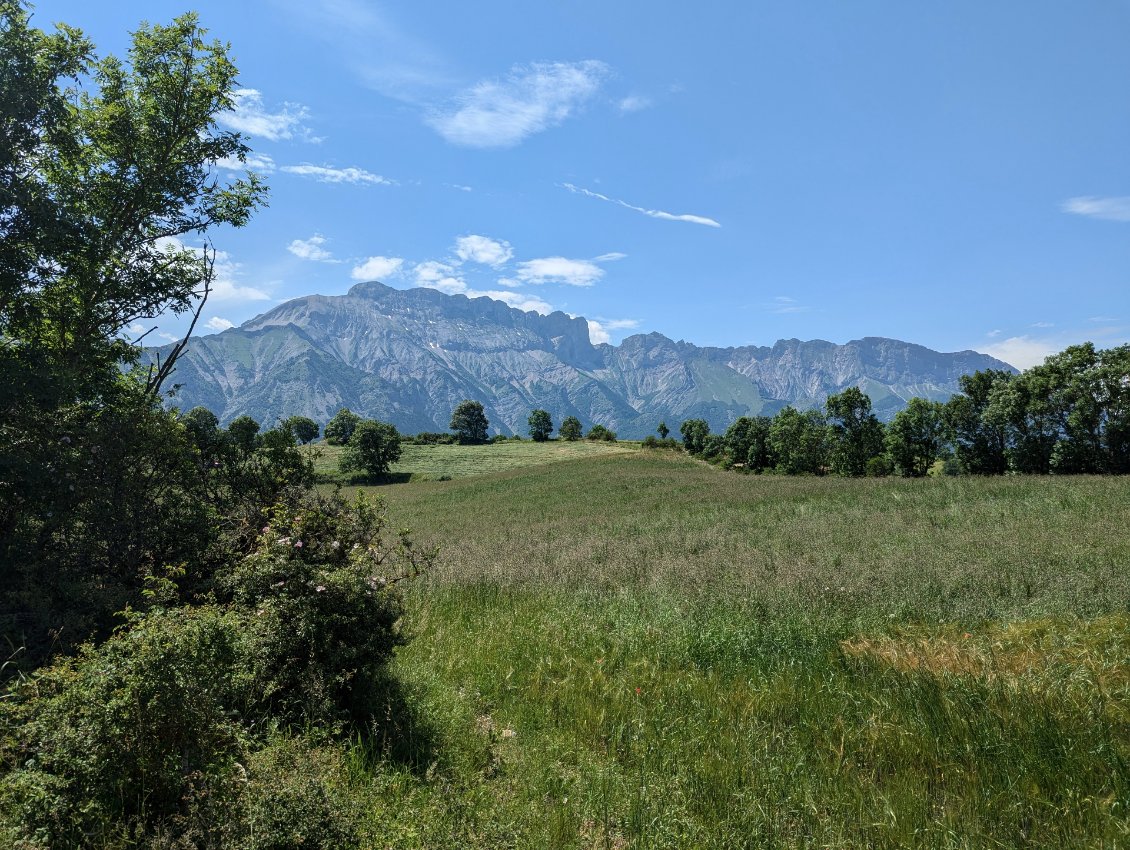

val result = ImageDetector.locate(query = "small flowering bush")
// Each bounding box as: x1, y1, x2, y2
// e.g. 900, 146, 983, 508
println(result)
0, 490, 431, 845
222, 490, 434, 728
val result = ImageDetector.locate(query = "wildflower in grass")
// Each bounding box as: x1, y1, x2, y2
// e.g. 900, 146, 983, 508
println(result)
294, 540, 303, 548
315, 585, 326, 593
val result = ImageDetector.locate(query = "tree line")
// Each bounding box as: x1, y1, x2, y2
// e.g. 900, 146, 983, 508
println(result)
670, 343, 1130, 476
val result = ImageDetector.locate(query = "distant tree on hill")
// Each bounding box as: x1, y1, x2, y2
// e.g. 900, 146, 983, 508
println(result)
769, 407, 830, 475
283, 415, 320, 444
559, 416, 582, 441
340, 420, 401, 476
825, 388, 886, 477
585, 424, 617, 442
886, 398, 947, 476
657, 422, 670, 440
679, 419, 710, 455
227, 415, 261, 455
324, 408, 361, 445
450, 400, 489, 444
528, 409, 553, 442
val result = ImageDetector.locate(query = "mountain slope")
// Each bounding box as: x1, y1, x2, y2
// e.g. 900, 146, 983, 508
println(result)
149, 281, 1015, 437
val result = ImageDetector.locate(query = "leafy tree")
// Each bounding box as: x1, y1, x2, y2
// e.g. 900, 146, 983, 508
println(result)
559, 415, 582, 441
0, 6, 266, 661
528, 408, 554, 442
986, 344, 1130, 474
340, 419, 401, 476
323, 407, 361, 445
450, 399, 489, 444
227, 414, 261, 455
679, 418, 710, 454
886, 397, 947, 476
585, 424, 617, 441
943, 370, 1012, 474
284, 415, 320, 445
657, 421, 670, 439
769, 407, 830, 474
825, 388, 886, 476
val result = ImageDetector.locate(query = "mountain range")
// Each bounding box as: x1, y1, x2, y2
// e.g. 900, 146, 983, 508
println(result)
150, 281, 1015, 438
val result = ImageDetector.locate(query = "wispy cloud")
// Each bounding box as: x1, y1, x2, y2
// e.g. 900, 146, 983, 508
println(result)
454, 235, 513, 267
618, 95, 652, 113
563, 183, 721, 228
213, 152, 277, 173
1031, 321, 1054, 328
205, 317, 235, 332
594, 252, 627, 262
218, 89, 318, 142
767, 296, 808, 315
428, 61, 609, 148
587, 317, 639, 344
986, 329, 1002, 338
1062, 196, 1130, 222
471, 290, 554, 314
351, 256, 404, 281
287, 234, 338, 262
515, 257, 604, 287
158, 238, 270, 302
280, 164, 393, 185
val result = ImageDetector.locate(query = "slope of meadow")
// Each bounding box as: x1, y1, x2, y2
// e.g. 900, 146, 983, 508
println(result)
337, 451, 1128, 848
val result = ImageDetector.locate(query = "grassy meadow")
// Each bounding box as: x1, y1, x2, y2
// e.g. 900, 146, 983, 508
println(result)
309, 438, 636, 484
325, 448, 1127, 848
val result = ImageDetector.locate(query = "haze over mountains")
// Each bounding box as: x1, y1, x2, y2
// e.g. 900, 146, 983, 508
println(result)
153, 282, 1014, 438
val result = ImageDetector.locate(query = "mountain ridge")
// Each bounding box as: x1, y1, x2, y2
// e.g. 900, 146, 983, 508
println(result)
150, 281, 1015, 437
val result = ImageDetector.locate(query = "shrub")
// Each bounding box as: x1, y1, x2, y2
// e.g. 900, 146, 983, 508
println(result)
585, 424, 617, 442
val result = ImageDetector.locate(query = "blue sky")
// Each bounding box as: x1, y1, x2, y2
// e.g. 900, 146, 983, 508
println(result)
40, 0, 1130, 368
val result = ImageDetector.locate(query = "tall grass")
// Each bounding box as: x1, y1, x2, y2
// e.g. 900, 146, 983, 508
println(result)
347, 453, 1128, 846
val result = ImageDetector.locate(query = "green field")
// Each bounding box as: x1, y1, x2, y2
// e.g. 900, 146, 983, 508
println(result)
309, 438, 638, 484
322, 451, 1130, 848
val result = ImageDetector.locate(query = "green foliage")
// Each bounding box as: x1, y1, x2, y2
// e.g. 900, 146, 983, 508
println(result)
886, 397, 947, 477
450, 399, 490, 444
284, 414, 320, 445
323, 407, 361, 446
657, 421, 670, 439
558, 415, 582, 441
944, 369, 1011, 474
679, 418, 710, 454
340, 419, 402, 477
527, 408, 553, 442
1, 490, 428, 844
825, 387, 886, 476
768, 406, 830, 474
408, 431, 456, 445
227, 413, 261, 454
585, 423, 617, 442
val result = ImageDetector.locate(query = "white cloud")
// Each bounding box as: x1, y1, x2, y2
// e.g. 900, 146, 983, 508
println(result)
157, 238, 270, 303
351, 256, 404, 281
287, 234, 337, 262
412, 260, 466, 294
618, 95, 652, 113
767, 296, 808, 314
428, 60, 609, 148
280, 164, 393, 185
494, 277, 523, 289
515, 257, 604, 287
446, 183, 474, 192
594, 252, 627, 262
1031, 321, 1054, 328
563, 183, 721, 228
206, 316, 235, 332
469, 290, 553, 314
977, 336, 1058, 370
986, 329, 1001, 338
218, 89, 316, 142
454, 234, 513, 267
213, 152, 277, 173
587, 318, 639, 344
1062, 196, 1130, 222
